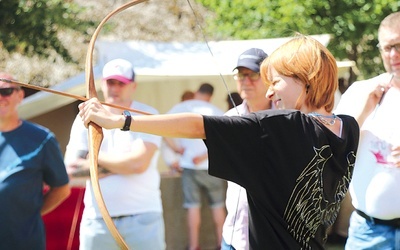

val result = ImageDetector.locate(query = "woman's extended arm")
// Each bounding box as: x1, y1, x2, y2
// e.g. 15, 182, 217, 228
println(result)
79, 98, 206, 139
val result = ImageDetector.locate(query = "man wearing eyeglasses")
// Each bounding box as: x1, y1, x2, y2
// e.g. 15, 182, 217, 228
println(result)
222, 48, 271, 250
335, 12, 400, 249
0, 72, 70, 249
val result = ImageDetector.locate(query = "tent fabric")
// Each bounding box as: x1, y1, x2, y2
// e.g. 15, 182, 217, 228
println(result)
19, 35, 344, 119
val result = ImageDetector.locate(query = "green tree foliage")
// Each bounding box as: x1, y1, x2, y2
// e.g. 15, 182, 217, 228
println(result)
0, 0, 95, 62
197, 0, 400, 80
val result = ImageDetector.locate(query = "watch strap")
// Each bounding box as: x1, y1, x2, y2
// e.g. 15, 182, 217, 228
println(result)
121, 110, 132, 131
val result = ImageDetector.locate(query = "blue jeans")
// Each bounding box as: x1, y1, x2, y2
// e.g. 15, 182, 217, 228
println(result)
79, 212, 165, 250
345, 211, 400, 250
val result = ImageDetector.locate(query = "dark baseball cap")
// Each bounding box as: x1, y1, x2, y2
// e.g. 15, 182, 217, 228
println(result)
233, 48, 268, 73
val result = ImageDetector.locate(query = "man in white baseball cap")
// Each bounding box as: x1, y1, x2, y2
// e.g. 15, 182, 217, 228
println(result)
102, 58, 135, 84
100, 59, 138, 107
65, 58, 165, 249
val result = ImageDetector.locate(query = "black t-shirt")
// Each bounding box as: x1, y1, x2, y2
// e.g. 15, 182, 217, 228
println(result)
203, 109, 359, 250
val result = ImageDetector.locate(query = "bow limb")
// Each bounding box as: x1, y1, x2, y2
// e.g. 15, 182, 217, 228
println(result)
85, 1, 148, 249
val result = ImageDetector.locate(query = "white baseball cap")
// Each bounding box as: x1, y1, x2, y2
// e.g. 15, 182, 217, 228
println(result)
102, 59, 135, 84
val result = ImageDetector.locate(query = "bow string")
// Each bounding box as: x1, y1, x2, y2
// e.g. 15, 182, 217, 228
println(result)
186, 0, 239, 114
186, 1, 241, 245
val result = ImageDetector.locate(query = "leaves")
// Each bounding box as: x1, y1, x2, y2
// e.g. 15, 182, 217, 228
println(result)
0, 0, 95, 62
196, 0, 400, 80
1, 0, 399, 84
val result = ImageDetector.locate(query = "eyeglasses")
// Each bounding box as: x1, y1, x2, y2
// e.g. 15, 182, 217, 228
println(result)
377, 43, 400, 53
233, 72, 260, 81
0, 87, 19, 97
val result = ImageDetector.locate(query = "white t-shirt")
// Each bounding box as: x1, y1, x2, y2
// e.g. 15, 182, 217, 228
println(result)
160, 139, 181, 167
335, 73, 400, 219
223, 101, 250, 250
65, 101, 162, 219
167, 99, 223, 170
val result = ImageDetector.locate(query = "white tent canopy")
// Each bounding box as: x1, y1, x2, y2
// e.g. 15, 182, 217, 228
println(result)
20, 34, 354, 119
95, 34, 331, 76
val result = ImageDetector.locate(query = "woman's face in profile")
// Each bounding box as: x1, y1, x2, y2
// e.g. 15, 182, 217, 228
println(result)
266, 67, 304, 110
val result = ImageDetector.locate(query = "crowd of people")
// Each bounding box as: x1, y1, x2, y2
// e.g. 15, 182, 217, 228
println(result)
1, 10, 399, 250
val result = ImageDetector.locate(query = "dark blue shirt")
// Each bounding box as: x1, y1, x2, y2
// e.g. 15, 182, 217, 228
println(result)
0, 121, 69, 250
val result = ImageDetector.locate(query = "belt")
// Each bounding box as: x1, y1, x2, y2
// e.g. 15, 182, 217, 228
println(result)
356, 209, 400, 228
111, 214, 132, 219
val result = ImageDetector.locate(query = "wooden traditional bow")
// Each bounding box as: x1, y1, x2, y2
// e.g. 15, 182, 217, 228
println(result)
85, 0, 148, 249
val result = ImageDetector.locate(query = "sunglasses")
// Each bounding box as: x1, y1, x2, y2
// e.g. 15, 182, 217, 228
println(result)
0, 87, 19, 97
233, 72, 260, 81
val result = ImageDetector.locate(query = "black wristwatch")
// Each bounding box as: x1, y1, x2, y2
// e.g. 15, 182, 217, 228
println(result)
121, 110, 132, 131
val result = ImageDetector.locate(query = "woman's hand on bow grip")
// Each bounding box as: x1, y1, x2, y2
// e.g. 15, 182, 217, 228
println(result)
79, 98, 124, 130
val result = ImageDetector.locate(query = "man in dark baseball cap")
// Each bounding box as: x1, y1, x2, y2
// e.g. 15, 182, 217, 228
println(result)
231, 48, 269, 106
233, 48, 268, 72
222, 48, 271, 250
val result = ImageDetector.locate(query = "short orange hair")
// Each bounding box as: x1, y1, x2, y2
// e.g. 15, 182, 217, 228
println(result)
261, 34, 338, 112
